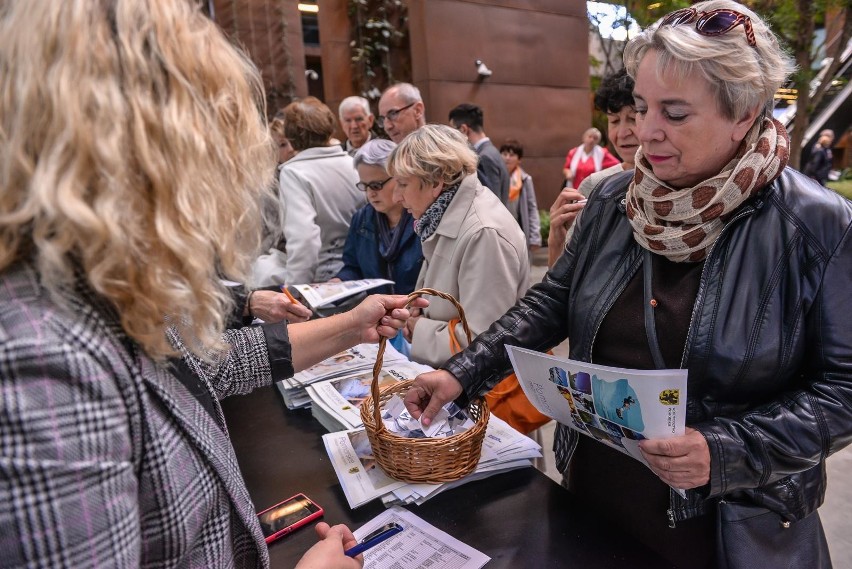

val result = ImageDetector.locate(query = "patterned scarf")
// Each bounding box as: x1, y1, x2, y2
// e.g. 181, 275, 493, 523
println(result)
413, 182, 460, 242
626, 117, 789, 263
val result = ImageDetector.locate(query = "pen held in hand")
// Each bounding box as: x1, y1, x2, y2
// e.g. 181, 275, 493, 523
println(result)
344, 522, 404, 557
280, 286, 305, 308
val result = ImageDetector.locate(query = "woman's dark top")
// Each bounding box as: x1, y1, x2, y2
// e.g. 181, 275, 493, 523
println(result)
567, 253, 716, 569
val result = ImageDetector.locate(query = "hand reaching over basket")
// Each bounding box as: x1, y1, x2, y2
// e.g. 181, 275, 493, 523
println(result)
404, 369, 465, 427
289, 294, 428, 372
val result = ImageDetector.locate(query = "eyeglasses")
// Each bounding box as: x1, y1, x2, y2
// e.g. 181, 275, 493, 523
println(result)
356, 177, 393, 192
660, 8, 756, 47
378, 102, 415, 124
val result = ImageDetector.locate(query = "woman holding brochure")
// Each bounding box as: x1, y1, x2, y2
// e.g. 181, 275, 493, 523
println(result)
405, 2, 852, 567
0, 1, 426, 567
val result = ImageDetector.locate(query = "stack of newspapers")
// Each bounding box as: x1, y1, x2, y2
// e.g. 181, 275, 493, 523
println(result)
276, 342, 408, 410
322, 406, 542, 509
306, 359, 434, 432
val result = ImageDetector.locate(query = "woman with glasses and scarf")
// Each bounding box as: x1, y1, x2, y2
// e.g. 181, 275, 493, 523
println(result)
404, 2, 851, 567
332, 139, 422, 297
330, 139, 423, 354
387, 125, 530, 370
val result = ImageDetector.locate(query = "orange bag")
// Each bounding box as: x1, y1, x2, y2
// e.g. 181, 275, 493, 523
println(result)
448, 319, 551, 435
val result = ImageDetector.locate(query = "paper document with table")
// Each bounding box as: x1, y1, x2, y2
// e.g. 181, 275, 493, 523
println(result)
276, 342, 542, 509
323, 411, 541, 509
353, 506, 489, 569
506, 346, 688, 471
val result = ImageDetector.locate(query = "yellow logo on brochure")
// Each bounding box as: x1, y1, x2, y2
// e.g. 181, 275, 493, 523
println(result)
659, 389, 680, 406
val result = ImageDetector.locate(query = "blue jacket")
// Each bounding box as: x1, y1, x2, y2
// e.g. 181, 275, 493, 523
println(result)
336, 204, 423, 295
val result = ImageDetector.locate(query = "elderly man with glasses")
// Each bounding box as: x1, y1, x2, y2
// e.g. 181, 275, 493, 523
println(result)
378, 83, 427, 144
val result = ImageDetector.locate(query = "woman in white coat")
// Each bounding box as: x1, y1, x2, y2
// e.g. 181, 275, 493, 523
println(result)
257, 97, 364, 286
388, 125, 530, 369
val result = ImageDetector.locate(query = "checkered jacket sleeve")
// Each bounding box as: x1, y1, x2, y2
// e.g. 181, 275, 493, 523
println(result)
0, 265, 272, 568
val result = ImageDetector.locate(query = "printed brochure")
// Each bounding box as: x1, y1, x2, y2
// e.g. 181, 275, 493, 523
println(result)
506, 346, 687, 470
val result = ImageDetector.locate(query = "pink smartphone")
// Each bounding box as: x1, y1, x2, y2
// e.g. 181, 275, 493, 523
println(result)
257, 493, 324, 544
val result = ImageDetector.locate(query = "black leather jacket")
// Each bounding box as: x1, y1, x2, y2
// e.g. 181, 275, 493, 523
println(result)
445, 168, 852, 523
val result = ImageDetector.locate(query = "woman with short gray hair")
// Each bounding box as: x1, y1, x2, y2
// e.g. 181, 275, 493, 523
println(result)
406, 2, 851, 567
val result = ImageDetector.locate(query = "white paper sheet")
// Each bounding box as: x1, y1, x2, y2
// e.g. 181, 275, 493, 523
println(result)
353, 506, 489, 569
290, 342, 406, 387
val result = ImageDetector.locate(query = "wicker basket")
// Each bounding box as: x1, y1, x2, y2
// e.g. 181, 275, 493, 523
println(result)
360, 288, 490, 484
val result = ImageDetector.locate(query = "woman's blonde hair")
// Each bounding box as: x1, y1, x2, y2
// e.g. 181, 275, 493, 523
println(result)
0, 0, 276, 361
623, 0, 795, 121
386, 124, 477, 188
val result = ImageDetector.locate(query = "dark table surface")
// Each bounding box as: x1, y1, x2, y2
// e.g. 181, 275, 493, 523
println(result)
222, 385, 674, 569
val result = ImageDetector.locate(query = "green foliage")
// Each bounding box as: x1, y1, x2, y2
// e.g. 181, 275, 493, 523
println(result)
349, 0, 408, 103
588, 1, 691, 78
539, 209, 551, 243
625, 0, 691, 28
827, 179, 852, 200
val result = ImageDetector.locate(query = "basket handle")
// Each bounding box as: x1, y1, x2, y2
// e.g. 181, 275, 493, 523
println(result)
370, 288, 472, 428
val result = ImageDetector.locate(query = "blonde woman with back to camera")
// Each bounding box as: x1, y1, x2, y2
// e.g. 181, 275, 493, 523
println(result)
405, 2, 852, 567
0, 1, 427, 567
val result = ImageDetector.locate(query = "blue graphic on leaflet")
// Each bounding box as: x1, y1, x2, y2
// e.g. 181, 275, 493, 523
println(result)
546, 367, 648, 449
592, 375, 644, 432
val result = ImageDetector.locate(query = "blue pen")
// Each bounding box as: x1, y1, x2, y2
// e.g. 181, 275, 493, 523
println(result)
344, 522, 404, 557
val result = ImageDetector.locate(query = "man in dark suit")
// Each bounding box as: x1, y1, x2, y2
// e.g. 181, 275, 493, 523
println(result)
449, 103, 510, 206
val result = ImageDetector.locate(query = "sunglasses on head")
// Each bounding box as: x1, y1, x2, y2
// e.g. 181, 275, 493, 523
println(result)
661, 8, 756, 47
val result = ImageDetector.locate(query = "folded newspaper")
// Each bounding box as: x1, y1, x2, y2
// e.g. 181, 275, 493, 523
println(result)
290, 278, 393, 311
307, 359, 434, 432
322, 410, 541, 509
506, 346, 687, 471
276, 342, 407, 410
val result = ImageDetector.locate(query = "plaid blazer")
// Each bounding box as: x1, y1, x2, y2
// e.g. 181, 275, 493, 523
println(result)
0, 263, 283, 568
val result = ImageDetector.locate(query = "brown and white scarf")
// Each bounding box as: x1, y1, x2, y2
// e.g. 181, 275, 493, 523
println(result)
626, 117, 789, 263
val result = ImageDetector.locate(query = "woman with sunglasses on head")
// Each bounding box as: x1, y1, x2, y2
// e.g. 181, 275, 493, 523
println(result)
405, 2, 851, 566
332, 139, 422, 297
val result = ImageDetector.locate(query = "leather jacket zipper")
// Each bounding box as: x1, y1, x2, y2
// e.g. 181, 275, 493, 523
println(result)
678, 203, 757, 368
667, 203, 757, 528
